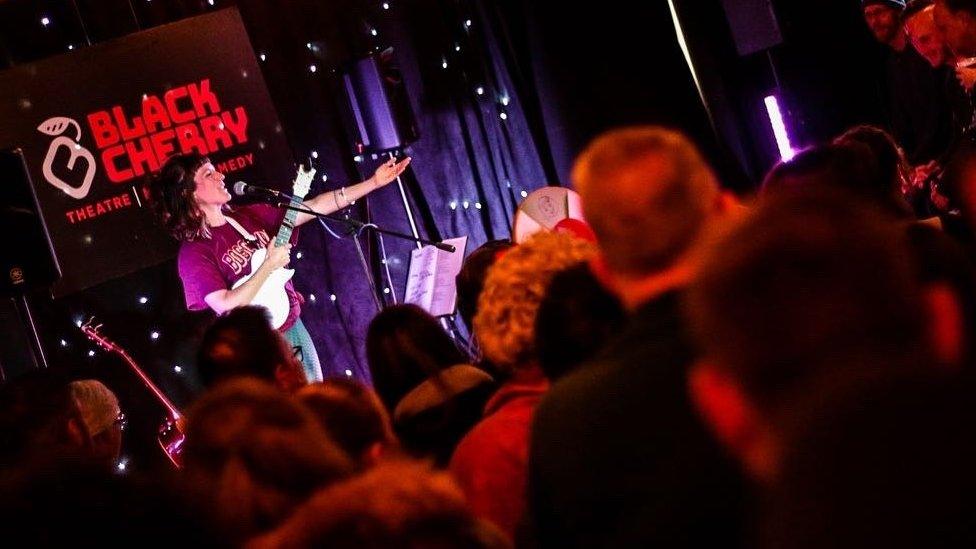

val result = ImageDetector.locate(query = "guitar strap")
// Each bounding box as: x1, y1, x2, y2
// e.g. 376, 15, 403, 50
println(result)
224, 215, 258, 242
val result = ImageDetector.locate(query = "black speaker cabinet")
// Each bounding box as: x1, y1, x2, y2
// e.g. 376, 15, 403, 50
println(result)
720, 0, 783, 56
0, 148, 61, 295
338, 53, 419, 154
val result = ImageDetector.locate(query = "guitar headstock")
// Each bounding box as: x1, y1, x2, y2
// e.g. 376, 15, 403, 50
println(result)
79, 317, 118, 353
293, 164, 316, 200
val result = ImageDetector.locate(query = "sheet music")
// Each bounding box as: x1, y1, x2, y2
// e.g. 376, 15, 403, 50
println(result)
405, 248, 438, 307
405, 236, 468, 316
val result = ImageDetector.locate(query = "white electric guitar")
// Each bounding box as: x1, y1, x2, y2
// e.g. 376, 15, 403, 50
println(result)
231, 165, 315, 329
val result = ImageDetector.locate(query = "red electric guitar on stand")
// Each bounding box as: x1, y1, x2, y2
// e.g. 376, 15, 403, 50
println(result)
80, 318, 185, 468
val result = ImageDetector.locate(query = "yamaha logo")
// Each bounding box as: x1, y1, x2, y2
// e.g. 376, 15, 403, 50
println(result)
9, 267, 24, 285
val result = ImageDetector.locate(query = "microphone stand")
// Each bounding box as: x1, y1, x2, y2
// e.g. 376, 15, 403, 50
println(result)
264, 198, 455, 312
272, 200, 454, 252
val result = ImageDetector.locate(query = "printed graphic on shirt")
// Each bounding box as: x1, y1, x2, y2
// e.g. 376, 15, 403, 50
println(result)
221, 229, 271, 275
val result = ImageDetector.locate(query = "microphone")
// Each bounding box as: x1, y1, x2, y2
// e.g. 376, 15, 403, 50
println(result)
434, 242, 456, 253
232, 181, 290, 200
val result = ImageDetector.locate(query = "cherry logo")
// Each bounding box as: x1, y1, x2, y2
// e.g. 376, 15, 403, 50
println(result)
37, 117, 97, 200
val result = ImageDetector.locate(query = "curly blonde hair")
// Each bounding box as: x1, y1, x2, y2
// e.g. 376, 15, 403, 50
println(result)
473, 231, 596, 373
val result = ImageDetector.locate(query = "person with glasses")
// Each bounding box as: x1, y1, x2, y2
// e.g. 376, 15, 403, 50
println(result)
69, 379, 124, 470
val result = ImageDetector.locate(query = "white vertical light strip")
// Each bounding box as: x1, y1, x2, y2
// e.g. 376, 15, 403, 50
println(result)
667, 0, 708, 110
764, 95, 795, 161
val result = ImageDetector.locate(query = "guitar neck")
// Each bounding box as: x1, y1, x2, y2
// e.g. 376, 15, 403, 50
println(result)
117, 349, 182, 419
274, 194, 306, 246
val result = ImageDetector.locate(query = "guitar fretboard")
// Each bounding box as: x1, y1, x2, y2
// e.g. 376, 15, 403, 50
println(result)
274, 193, 306, 246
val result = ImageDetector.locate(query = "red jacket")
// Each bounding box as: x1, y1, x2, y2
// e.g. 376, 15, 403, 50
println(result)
450, 366, 549, 540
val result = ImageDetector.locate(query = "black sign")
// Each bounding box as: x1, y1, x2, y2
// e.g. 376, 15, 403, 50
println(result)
0, 9, 294, 296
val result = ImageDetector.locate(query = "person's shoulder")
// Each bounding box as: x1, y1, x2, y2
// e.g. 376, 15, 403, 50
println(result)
237, 202, 275, 214
451, 414, 506, 472
233, 203, 275, 220
176, 238, 220, 274
535, 358, 618, 424
177, 238, 212, 257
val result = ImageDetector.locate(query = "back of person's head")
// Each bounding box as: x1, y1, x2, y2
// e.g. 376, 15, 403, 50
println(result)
0, 370, 91, 469
456, 240, 515, 331
834, 125, 908, 195
297, 380, 396, 469
534, 263, 627, 381
573, 126, 721, 277
183, 378, 354, 542
687, 187, 928, 418
366, 304, 468, 411
763, 142, 911, 218
474, 232, 596, 373
764, 371, 976, 549
197, 306, 306, 392
763, 144, 868, 192
70, 379, 123, 467
246, 459, 511, 549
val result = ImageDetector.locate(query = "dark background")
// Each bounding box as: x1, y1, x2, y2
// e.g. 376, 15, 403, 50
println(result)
0, 0, 888, 471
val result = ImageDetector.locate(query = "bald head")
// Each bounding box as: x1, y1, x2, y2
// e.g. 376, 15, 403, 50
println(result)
572, 127, 720, 277
905, 3, 949, 66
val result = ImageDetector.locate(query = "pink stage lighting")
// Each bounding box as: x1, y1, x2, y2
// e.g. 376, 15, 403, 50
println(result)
764, 94, 794, 161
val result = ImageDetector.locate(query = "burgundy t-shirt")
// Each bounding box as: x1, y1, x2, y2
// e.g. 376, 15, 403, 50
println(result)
177, 204, 302, 332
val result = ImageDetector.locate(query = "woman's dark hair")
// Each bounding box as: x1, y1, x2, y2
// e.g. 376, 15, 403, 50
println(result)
455, 240, 514, 331
833, 125, 909, 196
298, 379, 395, 468
763, 141, 912, 219
150, 152, 210, 241
366, 304, 469, 412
